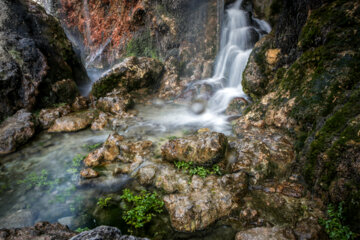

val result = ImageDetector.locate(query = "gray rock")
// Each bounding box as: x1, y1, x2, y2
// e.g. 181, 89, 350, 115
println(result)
70, 226, 148, 240
0, 109, 36, 155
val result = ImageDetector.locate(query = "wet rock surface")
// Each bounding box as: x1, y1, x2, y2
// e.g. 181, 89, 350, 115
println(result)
0, 223, 147, 240
70, 226, 148, 240
0, 0, 88, 121
48, 110, 97, 133
38, 105, 72, 129
0, 110, 36, 155
161, 131, 228, 166
91, 57, 164, 98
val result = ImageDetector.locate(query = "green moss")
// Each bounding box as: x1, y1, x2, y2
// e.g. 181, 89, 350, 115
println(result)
125, 31, 158, 59
91, 73, 123, 98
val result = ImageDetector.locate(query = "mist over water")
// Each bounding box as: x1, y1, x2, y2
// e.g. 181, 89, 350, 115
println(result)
138, 0, 271, 134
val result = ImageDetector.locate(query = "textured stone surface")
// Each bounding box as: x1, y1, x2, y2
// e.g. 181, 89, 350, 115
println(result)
0, 0, 88, 121
91, 57, 164, 98
38, 105, 71, 129
48, 110, 96, 132
161, 131, 227, 166
0, 110, 36, 155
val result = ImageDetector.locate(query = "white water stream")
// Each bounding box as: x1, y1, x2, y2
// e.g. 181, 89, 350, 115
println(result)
139, 0, 271, 133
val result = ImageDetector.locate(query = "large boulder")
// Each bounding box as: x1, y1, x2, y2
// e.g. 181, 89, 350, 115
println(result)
48, 110, 96, 132
96, 90, 133, 114
161, 131, 228, 166
163, 172, 248, 232
0, 109, 36, 155
0, 0, 88, 121
91, 57, 164, 98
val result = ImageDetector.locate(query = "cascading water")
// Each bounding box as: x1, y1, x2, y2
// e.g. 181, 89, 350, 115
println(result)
140, 0, 271, 133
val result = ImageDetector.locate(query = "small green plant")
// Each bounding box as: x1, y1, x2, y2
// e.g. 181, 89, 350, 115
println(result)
120, 189, 164, 229
319, 202, 355, 240
67, 154, 86, 174
17, 170, 59, 190
167, 136, 178, 140
83, 143, 102, 151
97, 196, 112, 209
75, 227, 90, 233
174, 161, 222, 179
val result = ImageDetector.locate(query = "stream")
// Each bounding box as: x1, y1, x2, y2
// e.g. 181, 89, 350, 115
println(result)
0, 0, 270, 238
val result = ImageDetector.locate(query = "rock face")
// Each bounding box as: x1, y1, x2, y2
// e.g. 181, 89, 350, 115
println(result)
0, 0, 88, 121
91, 57, 164, 98
0, 110, 36, 155
161, 131, 228, 166
48, 110, 96, 132
70, 226, 148, 240
0, 222, 76, 240
240, 0, 360, 233
0, 223, 147, 240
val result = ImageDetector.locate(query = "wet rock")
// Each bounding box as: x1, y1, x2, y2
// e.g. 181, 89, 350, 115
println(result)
91, 112, 109, 131
293, 218, 326, 240
0, 221, 76, 240
163, 173, 247, 232
0, 110, 36, 155
235, 227, 295, 240
80, 168, 99, 179
91, 57, 164, 98
0, 0, 88, 121
38, 105, 71, 129
229, 126, 294, 183
137, 166, 157, 185
84, 148, 104, 167
72, 96, 89, 111
51, 79, 80, 103
70, 225, 148, 240
161, 131, 228, 166
0, 209, 34, 228
57, 216, 75, 228
96, 90, 133, 114
226, 97, 248, 116
84, 133, 153, 167
48, 110, 96, 132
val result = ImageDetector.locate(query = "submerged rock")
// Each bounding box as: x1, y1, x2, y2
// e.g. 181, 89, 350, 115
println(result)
161, 131, 228, 166
48, 110, 96, 133
0, 209, 34, 229
0, 109, 36, 155
38, 105, 71, 129
91, 57, 164, 98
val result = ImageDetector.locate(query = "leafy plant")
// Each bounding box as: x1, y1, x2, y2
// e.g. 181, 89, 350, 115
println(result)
120, 189, 164, 229
97, 197, 112, 209
17, 170, 59, 190
67, 154, 86, 174
83, 143, 102, 151
167, 136, 178, 141
75, 227, 90, 233
174, 161, 222, 179
319, 202, 355, 240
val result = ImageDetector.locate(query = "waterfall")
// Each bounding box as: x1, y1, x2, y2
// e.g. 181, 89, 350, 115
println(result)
202, 0, 271, 114
147, 0, 270, 133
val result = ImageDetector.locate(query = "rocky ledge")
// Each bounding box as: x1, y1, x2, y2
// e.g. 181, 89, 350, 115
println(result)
0, 223, 147, 240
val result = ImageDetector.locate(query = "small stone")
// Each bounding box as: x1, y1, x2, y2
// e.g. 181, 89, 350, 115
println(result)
80, 168, 99, 179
